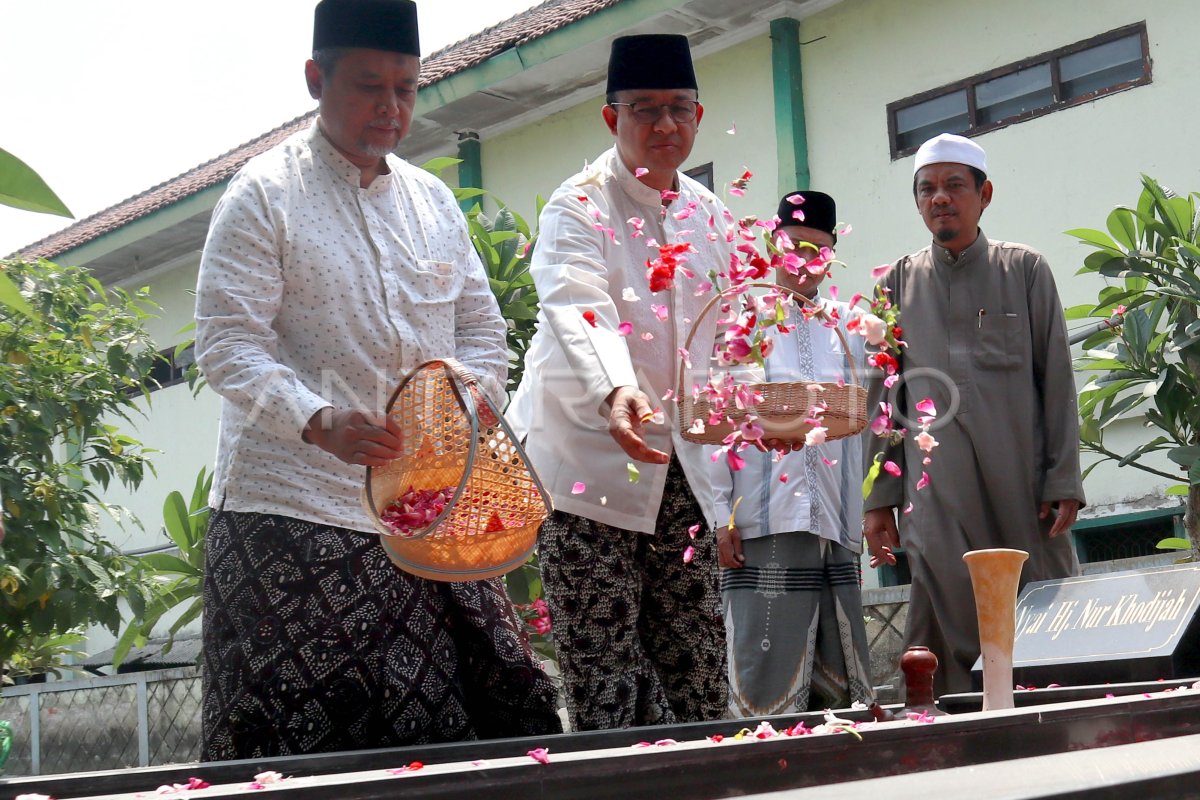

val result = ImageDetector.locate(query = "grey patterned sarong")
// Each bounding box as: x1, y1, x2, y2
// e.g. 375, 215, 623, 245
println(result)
722, 533, 875, 716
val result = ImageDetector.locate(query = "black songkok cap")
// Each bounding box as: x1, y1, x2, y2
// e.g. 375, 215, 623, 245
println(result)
313, 0, 420, 56
606, 34, 698, 95
777, 191, 837, 239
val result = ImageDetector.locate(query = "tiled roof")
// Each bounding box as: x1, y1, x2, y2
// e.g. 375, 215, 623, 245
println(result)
16, 112, 315, 261
18, 0, 621, 261
421, 0, 621, 83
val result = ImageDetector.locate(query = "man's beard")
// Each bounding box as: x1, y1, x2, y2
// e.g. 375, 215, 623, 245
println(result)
359, 141, 397, 158
935, 227, 958, 243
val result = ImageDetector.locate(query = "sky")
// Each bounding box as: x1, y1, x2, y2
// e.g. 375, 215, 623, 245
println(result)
0, 0, 543, 256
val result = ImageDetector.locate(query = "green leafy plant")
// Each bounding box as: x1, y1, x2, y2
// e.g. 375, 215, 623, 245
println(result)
1067, 175, 1200, 558
503, 549, 555, 665
0, 257, 162, 674
115, 469, 211, 668
421, 157, 544, 396
468, 200, 545, 395
3, 631, 88, 683
0, 146, 72, 324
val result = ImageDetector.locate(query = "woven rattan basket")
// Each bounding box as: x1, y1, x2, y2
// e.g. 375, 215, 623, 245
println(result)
363, 358, 551, 582
677, 282, 868, 446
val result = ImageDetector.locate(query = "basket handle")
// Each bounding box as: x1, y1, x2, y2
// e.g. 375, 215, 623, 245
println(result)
676, 282, 863, 410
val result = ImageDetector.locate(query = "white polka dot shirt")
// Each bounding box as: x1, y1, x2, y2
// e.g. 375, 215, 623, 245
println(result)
195, 120, 506, 532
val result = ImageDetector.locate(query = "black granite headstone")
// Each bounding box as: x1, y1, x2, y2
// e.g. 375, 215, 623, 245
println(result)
971, 564, 1200, 689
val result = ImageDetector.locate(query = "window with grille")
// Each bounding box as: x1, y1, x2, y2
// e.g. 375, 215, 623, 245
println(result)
126, 343, 195, 396
1072, 506, 1184, 564
887, 22, 1150, 158
684, 162, 714, 191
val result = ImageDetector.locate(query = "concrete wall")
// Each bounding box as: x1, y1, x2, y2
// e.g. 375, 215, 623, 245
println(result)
797, 0, 1191, 513
799, 0, 1196, 310
85, 259, 221, 652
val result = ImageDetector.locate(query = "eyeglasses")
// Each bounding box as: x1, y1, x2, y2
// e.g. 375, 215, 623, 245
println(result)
608, 100, 700, 125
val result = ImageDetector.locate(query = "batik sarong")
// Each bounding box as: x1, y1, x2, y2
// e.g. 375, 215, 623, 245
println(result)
538, 457, 728, 731
200, 510, 562, 760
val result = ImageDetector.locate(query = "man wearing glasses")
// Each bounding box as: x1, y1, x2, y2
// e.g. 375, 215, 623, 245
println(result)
508, 34, 730, 730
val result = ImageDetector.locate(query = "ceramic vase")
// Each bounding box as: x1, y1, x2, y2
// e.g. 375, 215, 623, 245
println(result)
962, 548, 1029, 712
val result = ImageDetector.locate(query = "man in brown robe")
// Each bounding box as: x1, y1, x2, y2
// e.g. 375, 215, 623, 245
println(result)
863, 133, 1084, 696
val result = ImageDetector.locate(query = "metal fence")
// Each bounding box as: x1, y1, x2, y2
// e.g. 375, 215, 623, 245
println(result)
0, 555, 1171, 777
863, 586, 909, 703
0, 666, 202, 777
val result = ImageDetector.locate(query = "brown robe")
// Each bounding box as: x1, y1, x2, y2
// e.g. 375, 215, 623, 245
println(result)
865, 232, 1085, 696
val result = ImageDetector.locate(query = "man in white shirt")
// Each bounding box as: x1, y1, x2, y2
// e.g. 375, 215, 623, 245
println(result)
508, 34, 730, 730
194, 0, 559, 759
714, 191, 875, 716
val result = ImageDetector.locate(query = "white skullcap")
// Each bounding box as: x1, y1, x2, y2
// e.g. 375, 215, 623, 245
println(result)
913, 133, 987, 176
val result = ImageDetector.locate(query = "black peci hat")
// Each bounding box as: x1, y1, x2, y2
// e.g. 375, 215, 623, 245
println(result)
313, 0, 420, 56
777, 191, 837, 239
606, 34, 698, 95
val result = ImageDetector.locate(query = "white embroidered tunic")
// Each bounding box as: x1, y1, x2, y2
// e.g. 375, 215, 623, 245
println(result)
506, 147, 734, 533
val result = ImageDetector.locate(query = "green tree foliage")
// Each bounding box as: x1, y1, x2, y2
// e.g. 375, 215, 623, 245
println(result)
423, 157, 543, 397
0, 257, 162, 672
0, 146, 72, 320
1067, 176, 1200, 556
466, 200, 545, 396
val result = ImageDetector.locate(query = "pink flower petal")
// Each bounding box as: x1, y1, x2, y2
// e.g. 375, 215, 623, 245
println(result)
871, 264, 891, 279
618, 321, 633, 337
779, 473, 789, 483
683, 545, 695, 563
915, 397, 938, 417
635, 167, 649, 177
528, 748, 551, 765
916, 471, 931, 490
688, 523, 701, 539
883, 460, 902, 477
571, 481, 586, 495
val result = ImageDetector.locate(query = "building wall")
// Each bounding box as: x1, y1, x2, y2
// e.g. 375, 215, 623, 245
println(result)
85, 259, 221, 652
798, 0, 1192, 512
